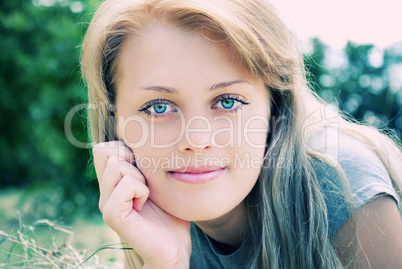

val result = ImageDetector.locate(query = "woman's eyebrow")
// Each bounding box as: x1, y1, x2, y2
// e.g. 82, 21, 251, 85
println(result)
138, 85, 178, 94
209, 80, 250, 91
137, 80, 250, 94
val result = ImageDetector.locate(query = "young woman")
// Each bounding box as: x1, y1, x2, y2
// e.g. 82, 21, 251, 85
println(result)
81, 0, 402, 268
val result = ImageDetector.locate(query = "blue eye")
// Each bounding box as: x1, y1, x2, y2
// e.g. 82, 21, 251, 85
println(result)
153, 104, 167, 114
220, 99, 235, 109
147, 103, 175, 114
212, 95, 249, 111
139, 99, 177, 116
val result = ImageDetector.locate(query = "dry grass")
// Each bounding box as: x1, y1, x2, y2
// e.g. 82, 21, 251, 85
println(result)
0, 214, 125, 269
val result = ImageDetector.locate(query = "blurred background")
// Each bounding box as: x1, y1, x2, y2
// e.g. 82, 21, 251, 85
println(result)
1, 0, 401, 267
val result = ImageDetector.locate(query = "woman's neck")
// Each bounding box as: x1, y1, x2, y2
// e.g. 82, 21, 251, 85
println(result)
194, 201, 249, 248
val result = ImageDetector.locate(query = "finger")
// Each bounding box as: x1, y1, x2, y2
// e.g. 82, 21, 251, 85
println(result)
93, 141, 135, 181
102, 175, 150, 227
99, 155, 146, 211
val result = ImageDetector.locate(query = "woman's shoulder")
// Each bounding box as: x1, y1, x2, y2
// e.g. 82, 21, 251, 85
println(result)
312, 128, 394, 188
308, 127, 397, 195
307, 127, 401, 238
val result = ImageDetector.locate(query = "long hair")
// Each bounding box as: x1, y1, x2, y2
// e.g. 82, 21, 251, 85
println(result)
81, 0, 402, 268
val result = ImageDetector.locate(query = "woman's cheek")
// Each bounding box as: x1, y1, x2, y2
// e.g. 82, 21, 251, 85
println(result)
240, 112, 269, 150
126, 119, 184, 181
117, 115, 150, 148
117, 114, 182, 149
149, 118, 184, 148
210, 117, 236, 148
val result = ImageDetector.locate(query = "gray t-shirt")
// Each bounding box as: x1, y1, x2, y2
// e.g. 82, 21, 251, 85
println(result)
190, 130, 400, 268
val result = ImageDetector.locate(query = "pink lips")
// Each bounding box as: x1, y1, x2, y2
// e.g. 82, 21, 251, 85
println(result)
168, 166, 226, 184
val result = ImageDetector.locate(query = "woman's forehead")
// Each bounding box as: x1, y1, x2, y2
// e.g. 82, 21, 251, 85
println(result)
115, 26, 255, 92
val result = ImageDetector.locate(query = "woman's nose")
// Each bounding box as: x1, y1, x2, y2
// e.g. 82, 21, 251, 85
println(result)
177, 115, 212, 153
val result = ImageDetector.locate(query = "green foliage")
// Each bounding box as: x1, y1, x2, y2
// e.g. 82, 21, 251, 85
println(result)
304, 38, 402, 139
0, 0, 99, 220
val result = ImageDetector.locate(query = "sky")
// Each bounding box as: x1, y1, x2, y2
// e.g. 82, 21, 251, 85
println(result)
271, 0, 402, 49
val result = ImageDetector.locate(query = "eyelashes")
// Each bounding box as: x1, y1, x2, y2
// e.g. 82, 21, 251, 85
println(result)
138, 99, 177, 117
211, 94, 250, 111
138, 94, 250, 117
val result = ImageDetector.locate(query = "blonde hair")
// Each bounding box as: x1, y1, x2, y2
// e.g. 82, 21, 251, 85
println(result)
81, 0, 402, 268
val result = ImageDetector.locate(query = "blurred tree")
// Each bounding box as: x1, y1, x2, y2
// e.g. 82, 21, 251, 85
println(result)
0, 0, 99, 220
304, 39, 402, 140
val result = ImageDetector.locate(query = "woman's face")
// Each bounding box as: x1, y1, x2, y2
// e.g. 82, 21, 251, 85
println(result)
115, 26, 269, 221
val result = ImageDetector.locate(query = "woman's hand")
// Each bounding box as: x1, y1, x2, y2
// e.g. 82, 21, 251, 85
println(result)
93, 141, 191, 269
